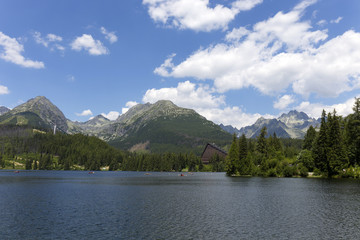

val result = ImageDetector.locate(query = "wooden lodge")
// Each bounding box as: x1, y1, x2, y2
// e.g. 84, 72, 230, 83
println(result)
201, 143, 227, 164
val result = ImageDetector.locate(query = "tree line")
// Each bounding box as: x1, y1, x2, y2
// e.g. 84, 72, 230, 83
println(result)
0, 126, 204, 172
225, 97, 360, 178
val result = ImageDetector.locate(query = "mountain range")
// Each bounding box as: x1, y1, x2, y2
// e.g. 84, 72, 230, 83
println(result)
0, 96, 320, 153
220, 110, 320, 139
0, 96, 232, 154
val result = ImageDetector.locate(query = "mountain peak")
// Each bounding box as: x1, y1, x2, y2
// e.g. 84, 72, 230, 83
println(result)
0, 106, 10, 115
235, 109, 320, 139
10, 96, 69, 132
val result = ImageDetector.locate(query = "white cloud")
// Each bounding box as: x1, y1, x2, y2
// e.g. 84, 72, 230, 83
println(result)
47, 33, 62, 42
154, 53, 176, 76
316, 19, 327, 26
273, 95, 295, 110
71, 34, 108, 55
143, 81, 225, 109
101, 111, 120, 120
122, 101, 139, 114
0, 32, 44, 68
296, 97, 359, 119
76, 109, 93, 117
100, 27, 118, 44
155, 0, 360, 98
330, 17, 343, 24
33, 32, 64, 51
141, 80, 273, 128
196, 106, 275, 129
143, 0, 262, 32
0, 85, 9, 95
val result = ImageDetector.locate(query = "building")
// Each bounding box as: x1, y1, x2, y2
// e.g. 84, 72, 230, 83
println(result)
201, 143, 227, 164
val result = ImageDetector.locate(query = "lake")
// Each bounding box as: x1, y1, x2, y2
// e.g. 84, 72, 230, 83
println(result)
0, 171, 360, 239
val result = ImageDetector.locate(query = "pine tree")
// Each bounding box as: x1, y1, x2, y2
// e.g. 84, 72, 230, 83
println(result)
226, 134, 239, 176
256, 126, 268, 168
345, 97, 360, 166
238, 134, 250, 175
327, 110, 348, 176
313, 110, 328, 174
303, 125, 317, 151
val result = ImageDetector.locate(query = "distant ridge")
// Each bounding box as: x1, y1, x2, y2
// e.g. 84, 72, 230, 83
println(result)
221, 110, 320, 139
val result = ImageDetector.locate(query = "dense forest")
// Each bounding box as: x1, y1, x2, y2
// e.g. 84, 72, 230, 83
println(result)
0, 125, 204, 171
225, 98, 360, 178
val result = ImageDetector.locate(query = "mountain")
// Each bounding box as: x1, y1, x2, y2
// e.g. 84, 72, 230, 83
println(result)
0, 96, 68, 132
236, 110, 320, 139
105, 100, 232, 153
219, 124, 241, 136
69, 114, 111, 135
0, 96, 232, 154
0, 106, 10, 115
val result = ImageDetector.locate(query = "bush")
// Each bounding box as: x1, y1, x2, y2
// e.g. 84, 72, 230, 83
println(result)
283, 165, 295, 177
298, 163, 308, 177
266, 168, 277, 177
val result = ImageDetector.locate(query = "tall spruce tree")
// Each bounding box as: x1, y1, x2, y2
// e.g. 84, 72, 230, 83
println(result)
345, 97, 360, 166
313, 110, 328, 174
256, 127, 268, 164
238, 134, 250, 175
327, 110, 348, 176
226, 134, 239, 176
303, 125, 317, 151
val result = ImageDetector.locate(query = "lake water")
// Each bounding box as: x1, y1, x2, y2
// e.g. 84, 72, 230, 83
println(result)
0, 171, 360, 239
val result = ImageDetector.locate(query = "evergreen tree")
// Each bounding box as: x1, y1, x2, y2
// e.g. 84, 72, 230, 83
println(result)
313, 110, 328, 174
327, 110, 348, 176
238, 134, 250, 175
303, 125, 317, 151
226, 134, 239, 176
345, 97, 360, 166
256, 127, 268, 168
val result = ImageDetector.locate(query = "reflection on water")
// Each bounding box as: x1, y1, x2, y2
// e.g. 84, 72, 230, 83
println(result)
0, 171, 360, 239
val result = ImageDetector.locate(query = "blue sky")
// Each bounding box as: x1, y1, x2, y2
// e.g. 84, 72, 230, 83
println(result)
0, 0, 360, 128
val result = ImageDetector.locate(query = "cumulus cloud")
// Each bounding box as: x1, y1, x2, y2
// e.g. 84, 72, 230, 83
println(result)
296, 97, 359, 119
76, 109, 93, 117
101, 111, 120, 120
196, 106, 275, 129
143, 0, 262, 32
122, 101, 139, 114
71, 34, 108, 55
141, 80, 273, 128
0, 85, 9, 95
143, 81, 225, 109
154, 0, 360, 99
273, 95, 295, 110
0, 32, 44, 68
100, 27, 118, 44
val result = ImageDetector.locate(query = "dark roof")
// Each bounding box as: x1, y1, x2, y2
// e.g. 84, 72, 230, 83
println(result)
201, 143, 227, 157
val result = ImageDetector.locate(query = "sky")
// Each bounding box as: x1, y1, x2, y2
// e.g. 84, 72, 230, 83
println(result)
0, 0, 360, 128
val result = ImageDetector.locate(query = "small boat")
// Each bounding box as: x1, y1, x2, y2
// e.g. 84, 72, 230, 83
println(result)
88, 171, 95, 174
14, 170, 20, 173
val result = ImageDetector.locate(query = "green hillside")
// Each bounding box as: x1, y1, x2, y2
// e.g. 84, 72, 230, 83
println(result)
109, 111, 232, 154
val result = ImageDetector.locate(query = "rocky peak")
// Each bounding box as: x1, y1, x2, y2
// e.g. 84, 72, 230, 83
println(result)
0, 106, 10, 115
11, 96, 68, 132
